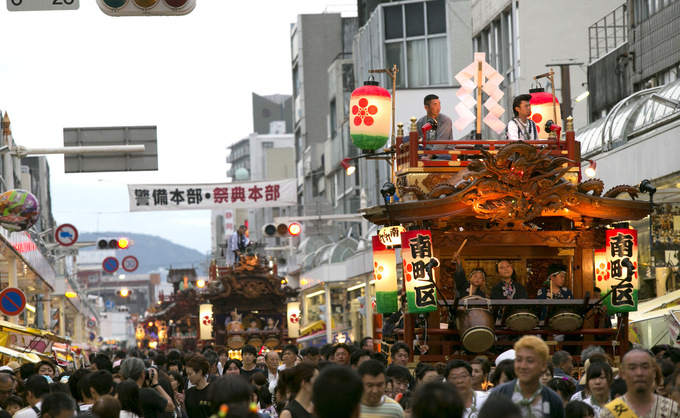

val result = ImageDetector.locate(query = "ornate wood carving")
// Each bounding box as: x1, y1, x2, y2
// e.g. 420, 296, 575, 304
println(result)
438, 231, 580, 248
365, 142, 650, 229
206, 255, 299, 305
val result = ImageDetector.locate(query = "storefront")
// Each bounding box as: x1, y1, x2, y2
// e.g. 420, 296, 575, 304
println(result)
298, 250, 375, 346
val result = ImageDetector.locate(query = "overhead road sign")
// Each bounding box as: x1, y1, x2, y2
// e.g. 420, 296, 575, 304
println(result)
0, 288, 26, 316
63, 126, 158, 173
7, 0, 79, 11
102, 257, 119, 273
55, 224, 78, 247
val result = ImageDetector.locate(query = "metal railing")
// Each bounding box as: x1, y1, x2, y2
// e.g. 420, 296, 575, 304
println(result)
589, 4, 628, 62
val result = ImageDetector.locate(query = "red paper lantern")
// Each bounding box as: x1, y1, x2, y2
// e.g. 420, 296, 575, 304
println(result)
349, 81, 391, 151
529, 88, 561, 139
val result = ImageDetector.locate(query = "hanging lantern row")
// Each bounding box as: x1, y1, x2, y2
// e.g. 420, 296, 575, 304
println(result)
349, 78, 392, 151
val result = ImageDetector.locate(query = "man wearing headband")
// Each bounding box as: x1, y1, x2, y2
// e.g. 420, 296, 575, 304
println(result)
537, 264, 573, 300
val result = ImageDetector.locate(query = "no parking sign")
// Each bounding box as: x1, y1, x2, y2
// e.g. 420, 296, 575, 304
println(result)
0, 288, 26, 316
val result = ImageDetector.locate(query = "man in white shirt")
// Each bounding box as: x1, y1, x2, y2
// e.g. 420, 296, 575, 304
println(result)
278, 344, 298, 371
226, 225, 250, 265
445, 359, 488, 418
266, 351, 280, 392
14, 375, 50, 418
506, 94, 538, 141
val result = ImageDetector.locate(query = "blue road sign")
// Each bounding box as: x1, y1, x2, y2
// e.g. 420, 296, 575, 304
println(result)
102, 257, 119, 273
0, 288, 26, 316
105, 300, 115, 311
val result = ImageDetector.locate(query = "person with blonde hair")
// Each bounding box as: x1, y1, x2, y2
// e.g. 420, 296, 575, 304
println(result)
492, 336, 565, 417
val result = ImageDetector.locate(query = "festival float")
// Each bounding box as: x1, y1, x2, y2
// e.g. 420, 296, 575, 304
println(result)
358, 55, 652, 363
139, 268, 202, 351
202, 255, 299, 355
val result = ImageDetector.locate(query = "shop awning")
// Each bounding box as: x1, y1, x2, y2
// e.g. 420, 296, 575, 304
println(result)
0, 345, 41, 363
300, 320, 326, 337
0, 320, 70, 344
629, 305, 680, 348
635, 289, 680, 317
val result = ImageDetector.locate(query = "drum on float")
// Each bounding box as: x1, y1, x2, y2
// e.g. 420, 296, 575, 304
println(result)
455, 296, 495, 353
264, 333, 280, 349
227, 321, 245, 349
247, 334, 264, 349
546, 305, 583, 332
504, 305, 540, 331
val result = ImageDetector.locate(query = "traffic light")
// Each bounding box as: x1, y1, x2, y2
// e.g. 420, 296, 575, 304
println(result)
262, 222, 302, 238
97, 238, 131, 250
97, 0, 196, 16
116, 288, 133, 297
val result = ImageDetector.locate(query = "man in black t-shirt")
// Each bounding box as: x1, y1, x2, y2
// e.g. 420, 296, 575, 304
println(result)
239, 345, 264, 380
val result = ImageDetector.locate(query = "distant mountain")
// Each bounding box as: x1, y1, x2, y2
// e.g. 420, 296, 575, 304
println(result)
79, 232, 208, 274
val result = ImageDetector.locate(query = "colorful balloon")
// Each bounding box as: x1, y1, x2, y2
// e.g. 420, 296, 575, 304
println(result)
0, 189, 41, 232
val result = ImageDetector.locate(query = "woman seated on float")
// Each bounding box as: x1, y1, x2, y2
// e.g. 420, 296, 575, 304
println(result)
452, 253, 487, 298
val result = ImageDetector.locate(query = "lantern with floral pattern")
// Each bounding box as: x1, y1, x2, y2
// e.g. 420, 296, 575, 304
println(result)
350, 81, 391, 151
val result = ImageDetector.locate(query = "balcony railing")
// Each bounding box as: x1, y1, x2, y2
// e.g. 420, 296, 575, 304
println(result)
394, 120, 580, 174
589, 4, 628, 62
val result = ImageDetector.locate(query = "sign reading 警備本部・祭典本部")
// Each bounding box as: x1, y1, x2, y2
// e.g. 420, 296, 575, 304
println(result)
127, 179, 296, 211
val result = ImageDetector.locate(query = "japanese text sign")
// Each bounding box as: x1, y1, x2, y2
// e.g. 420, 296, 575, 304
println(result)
128, 179, 296, 211
605, 228, 638, 313
378, 225, 405, 248
372, 236, 398, 314
401, 230, 437, 313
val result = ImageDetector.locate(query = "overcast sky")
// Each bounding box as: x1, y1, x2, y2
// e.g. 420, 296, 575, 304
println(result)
0, 1, 355, 254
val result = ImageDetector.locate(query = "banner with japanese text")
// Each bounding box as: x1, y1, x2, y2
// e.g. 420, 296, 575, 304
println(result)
128, 178, 296, 211
605, 228, 638, 313
372, 236, 398, 314
401, 230, 438, 313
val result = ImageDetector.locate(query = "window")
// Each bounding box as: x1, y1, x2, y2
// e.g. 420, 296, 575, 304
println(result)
261, 142, 273, 149
330, 99, 337, 139
473, 6, 517, 79
383, 0, 448, 88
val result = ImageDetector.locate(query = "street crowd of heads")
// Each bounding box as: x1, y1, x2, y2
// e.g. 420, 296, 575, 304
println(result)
0, 338, 679, 418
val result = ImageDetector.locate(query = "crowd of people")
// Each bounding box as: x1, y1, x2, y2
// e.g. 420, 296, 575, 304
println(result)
0, 337, 678, 418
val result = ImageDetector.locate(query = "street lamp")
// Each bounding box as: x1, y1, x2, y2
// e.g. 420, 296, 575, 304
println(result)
585, 160, 597, 177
